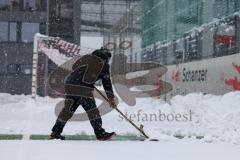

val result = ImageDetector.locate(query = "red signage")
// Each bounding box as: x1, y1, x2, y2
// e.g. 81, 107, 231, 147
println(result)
224, 63, 240, 91
216, 35, 236, 45
172, 69, 181, 82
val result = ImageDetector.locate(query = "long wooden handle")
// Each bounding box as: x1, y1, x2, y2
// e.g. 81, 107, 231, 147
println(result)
94, 87, 149, 139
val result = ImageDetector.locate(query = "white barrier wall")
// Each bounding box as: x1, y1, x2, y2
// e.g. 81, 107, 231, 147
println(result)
165, 53, 240, 99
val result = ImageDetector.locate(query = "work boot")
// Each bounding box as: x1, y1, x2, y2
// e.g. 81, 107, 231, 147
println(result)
48, 133, 66, 140
96, 132, 116, 141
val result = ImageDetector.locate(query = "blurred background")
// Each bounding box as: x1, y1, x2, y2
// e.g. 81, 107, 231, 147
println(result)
0, 0, 239, 96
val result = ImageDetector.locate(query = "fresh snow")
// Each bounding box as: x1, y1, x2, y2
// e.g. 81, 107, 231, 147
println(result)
0, 140, 240, 160
0, 92, 240, 144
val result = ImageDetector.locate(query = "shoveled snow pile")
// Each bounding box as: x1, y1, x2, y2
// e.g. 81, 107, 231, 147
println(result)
0, 91, 240, 144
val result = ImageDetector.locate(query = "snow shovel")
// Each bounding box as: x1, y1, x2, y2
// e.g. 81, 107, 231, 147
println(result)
94, 87, 158, 141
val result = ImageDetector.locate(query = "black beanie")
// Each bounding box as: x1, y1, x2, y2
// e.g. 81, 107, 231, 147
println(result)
92, 48, 111, 61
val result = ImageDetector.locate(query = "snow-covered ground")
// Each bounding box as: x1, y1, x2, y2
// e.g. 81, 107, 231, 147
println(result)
1, 140, 240, 160
0, 91, 240, 144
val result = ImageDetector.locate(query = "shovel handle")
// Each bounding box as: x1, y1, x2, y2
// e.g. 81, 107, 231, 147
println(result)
94, 87, 149, 139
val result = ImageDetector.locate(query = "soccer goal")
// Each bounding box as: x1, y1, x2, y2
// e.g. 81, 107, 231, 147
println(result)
32, 33, 94, 98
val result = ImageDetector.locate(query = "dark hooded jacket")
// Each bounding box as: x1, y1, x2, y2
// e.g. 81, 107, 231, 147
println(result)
65, 49, 114, 99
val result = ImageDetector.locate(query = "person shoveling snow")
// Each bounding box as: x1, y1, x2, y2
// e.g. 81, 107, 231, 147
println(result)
49, 47, 117, 141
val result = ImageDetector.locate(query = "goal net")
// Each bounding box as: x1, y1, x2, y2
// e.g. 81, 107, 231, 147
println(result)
32, 33, 94, 98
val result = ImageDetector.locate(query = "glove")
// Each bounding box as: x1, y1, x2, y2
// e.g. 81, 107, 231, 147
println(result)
108, 98, 117, 108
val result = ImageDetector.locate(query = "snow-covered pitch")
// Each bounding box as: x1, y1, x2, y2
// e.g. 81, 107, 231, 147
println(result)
0, 91, 240, 159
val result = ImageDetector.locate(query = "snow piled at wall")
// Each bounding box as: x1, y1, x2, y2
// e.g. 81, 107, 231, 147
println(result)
0, 91, 240, 144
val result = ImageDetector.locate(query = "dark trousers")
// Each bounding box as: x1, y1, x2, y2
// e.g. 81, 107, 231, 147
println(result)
51, 96, 105, 136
